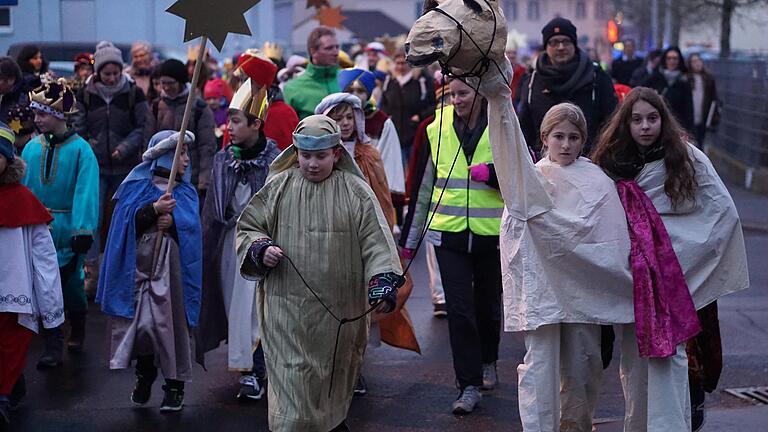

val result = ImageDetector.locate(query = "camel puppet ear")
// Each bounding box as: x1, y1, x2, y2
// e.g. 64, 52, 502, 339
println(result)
423, 0, 440, 14
462, 0, 483, 14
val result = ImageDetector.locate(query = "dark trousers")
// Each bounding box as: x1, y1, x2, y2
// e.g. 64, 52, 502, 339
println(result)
434, 244, 502, 389
693, 124, 707, 148
242, 343, 266, 379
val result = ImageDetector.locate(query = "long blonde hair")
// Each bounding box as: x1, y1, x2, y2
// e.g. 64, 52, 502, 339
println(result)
539, 103, 587, 153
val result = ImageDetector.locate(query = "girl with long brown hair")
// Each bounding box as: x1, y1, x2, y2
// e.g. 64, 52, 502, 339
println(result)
592, 87, 749, 432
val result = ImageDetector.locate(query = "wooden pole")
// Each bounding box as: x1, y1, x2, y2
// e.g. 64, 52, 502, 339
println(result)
151, 36, 209, 275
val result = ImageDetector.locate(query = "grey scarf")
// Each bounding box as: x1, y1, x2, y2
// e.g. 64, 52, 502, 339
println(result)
95, 74, 129, 104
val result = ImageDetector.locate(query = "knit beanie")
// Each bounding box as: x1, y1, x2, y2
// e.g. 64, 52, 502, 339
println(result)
159, 59, 189, 85
93, 41, 124, 73
542, 17, 578, 47
0, 122, 15, 164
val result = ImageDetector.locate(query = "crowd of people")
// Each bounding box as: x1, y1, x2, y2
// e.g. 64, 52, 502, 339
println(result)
0, 13, 742, 432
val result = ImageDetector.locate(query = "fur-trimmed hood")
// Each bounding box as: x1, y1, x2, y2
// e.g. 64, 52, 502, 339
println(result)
0, 157, 25, 185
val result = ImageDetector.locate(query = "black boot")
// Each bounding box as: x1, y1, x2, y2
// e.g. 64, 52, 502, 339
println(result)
131, 355, 158, 406
37, 327, 64, 369
67, 312, 87, 353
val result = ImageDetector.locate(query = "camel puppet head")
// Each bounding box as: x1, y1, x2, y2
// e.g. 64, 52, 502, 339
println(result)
405, 0, 507, 76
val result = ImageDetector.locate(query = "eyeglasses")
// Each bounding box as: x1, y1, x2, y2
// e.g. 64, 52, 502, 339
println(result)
547, 38, 573, 48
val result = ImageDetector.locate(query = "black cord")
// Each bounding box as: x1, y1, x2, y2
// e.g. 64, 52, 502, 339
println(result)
282, 253, 380, 398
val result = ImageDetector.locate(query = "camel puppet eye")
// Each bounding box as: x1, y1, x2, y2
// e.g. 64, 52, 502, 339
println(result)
431, 37, 444, 50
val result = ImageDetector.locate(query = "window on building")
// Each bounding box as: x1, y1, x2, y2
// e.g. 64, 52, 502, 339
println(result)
575, 1, 587, 19
595, 1, 607, 19
0, 7, 11, 32
527, 0, 540, 20
506, 0, 518, 21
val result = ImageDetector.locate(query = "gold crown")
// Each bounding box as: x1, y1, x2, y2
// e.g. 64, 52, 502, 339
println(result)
262, 41, 283, 61
229, 78, 268, 121
29, 78, 78, 116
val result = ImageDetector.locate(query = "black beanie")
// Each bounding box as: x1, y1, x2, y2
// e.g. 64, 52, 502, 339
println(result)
159, 59, 189, 85
542, 17, 578, 47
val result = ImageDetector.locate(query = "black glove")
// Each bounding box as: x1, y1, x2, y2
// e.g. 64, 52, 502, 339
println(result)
368, 272, 405, 313
70, 235, 94, 254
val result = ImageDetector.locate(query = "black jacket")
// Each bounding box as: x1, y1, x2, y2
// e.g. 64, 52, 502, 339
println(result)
611, 56, 644, 85
643, 69, 694, 132
73, 77, 149, 176
518, 50, 618, 155
380, 70, 436, 151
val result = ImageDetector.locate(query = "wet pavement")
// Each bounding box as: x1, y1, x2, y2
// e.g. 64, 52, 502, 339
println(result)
5, 182, 767, 431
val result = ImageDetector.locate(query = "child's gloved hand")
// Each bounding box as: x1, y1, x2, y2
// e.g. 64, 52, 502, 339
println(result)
468, 163, 490, 182
400, 247, 416, 260
368, 273, 405, 314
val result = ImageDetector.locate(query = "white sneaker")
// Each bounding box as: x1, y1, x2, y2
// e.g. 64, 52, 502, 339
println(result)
452, 385, 482, 414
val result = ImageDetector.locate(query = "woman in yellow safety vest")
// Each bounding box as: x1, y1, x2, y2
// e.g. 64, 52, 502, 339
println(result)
402, 78, 504, 415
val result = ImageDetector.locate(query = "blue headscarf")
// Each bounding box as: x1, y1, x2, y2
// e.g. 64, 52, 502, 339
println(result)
337, 68, 376, 97
97, 130, 203, 327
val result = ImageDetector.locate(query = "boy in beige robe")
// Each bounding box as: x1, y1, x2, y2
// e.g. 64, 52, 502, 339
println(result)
236, 115, 403, 432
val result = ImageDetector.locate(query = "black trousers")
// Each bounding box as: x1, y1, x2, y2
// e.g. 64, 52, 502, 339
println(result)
434, 244, 502, 390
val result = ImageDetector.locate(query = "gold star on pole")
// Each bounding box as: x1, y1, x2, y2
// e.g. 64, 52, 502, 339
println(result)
306, 0, 330, 9
167, 0, 262, 51
315, 6, 347, 29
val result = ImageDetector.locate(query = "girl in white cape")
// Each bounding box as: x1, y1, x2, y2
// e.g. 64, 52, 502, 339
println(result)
503, 103, 635, 431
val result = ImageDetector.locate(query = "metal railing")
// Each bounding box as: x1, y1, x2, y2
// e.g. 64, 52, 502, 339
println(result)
706, 59, 768, 168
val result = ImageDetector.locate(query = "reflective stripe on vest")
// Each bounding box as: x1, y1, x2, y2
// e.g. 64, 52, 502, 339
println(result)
426, 105, 503, 236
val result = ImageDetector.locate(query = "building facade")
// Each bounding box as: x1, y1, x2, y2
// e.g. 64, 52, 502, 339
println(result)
0, 0, 279, 62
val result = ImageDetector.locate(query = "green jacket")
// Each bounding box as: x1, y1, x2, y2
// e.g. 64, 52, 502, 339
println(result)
283, 63, 340, 119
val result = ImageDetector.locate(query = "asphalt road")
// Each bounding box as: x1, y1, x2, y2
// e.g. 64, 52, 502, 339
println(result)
5, 183, 767, 432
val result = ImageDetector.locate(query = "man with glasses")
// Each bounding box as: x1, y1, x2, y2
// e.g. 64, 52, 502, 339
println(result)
518, 17, 617, 156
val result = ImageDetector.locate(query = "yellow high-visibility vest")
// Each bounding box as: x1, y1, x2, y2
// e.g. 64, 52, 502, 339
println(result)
426, 105, 503, 236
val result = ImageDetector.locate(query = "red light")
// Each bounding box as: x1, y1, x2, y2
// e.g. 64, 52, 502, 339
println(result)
607, 20, 619, 44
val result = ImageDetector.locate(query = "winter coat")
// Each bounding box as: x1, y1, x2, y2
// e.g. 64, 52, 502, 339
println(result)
642, 69, 694, 132
283, 63, 339, 120
73, 77, 149, 176
518, 50, 618, 154
144, 85, 218, 191
611, 56, 644, 86
380, 70, 436, 151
